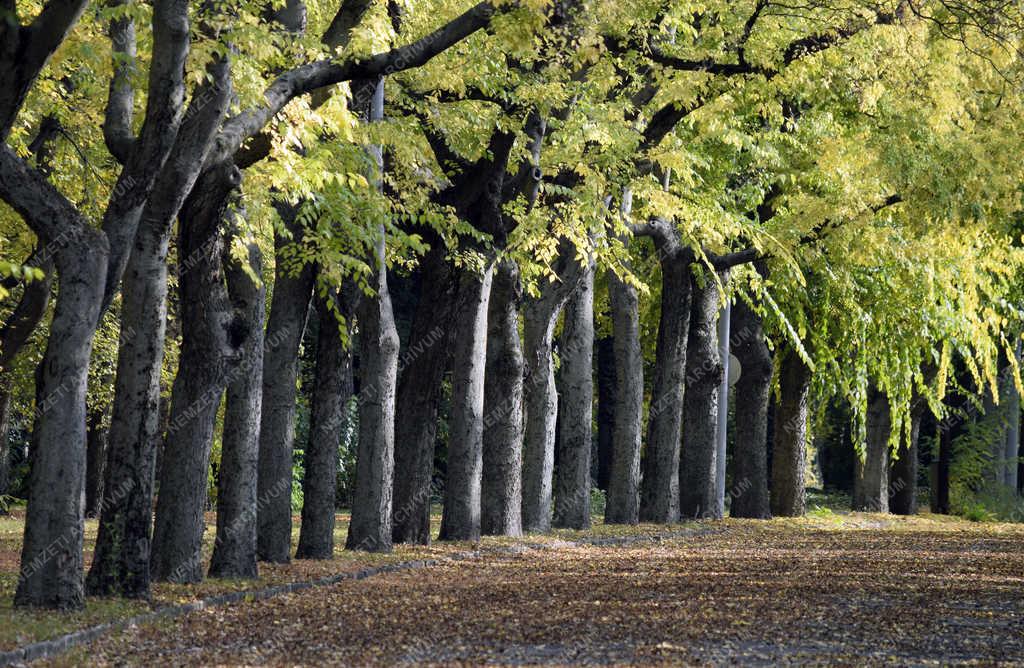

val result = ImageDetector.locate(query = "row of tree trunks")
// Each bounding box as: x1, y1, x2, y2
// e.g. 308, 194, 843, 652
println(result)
87, 62, 233, 597
149, 162, 241, 584
296, 287, 357, 559
553, 261, 595, 530
481, 260, 525, 537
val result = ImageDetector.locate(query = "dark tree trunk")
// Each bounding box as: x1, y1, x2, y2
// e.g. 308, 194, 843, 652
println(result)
595, 336, 615, 491
150, 163, 240, 584
296, 286, 356, 559
481, 260, 524, 537
553, 260, 594, 530
680, 272, 725, 520
256, 208, 315, 564
439, 267, 493, 541
15, 230, 107, 608
0, 390, 11, 505
605, 271, 643, 525
935, 421, 952, 514
890, 408, 921, 515
391, 246, 455, 545
729, 300, 772, 519
854, 388, 891, 513
209, 228, 266, 579
639, 240, 692, 523
84, 409, 108, 519
770, 345, 812, 517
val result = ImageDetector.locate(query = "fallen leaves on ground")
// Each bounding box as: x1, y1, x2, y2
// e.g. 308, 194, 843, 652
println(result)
46, 516, 1024, 666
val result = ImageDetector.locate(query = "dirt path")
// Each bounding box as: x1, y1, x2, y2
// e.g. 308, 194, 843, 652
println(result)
48, 521, 1024, 666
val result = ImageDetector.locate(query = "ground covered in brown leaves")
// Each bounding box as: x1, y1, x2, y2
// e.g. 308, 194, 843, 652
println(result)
47, 514, 1024, 666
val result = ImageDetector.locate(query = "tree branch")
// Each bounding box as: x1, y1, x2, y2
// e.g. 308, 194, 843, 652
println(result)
0, 0, 90, 139
213, 1, 503, 165
103, 0, 138, 163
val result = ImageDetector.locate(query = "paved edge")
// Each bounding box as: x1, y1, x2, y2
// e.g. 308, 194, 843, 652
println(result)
0, 526, 717, 666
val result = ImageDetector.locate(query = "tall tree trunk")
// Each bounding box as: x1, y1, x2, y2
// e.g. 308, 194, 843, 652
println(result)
88, 63, 232, 596
84, 408, 108, 518
392, 247, 455, 545
854, 388, 891, 513
481, 260, 524, 537
595, 336, 615, 491
639, 243, 691, 524
729, 300, 772, 519
150, 163, 240, 583
15, 230, 107, 608
770, 345, 811, 517
296, 286, 356, 559
521, 242, 585, 532
890, 408, 921, 515
934, 418, 952, 513
209, 228, 266, 579
714, 299, 731, 516
439, 266, 493, 541
1004, 342, 1020, 490
256, 208, 315, 564
605, 271, 643, 525
679, 272, 725, 520
346, 77, 399, 553
553, 260, 594, 530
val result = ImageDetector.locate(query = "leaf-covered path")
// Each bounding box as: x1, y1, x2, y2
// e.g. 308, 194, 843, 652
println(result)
51, 519, 1024, 666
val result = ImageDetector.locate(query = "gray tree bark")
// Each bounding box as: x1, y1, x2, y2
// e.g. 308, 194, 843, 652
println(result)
481, 260, 524, 537
637, 224, 692, 524
346, 77, 399, 553
256, 209, 315, 564
522, 243, 585, 532
854, 388, 891, 513
88, 61, 232, 597
14, 229, 106, 608
770, 345, 812, 517
439, 266, 493, 541
728, 300, 772, 518
553, 259, 594, 530
150, 163, 241, 584
296, 286, 356, 559
605, 271, 643, 525
680, 272, 725, 520
209, 228, 266, 579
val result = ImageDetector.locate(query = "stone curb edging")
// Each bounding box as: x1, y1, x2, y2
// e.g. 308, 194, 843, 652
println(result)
0, 525, 716, 666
